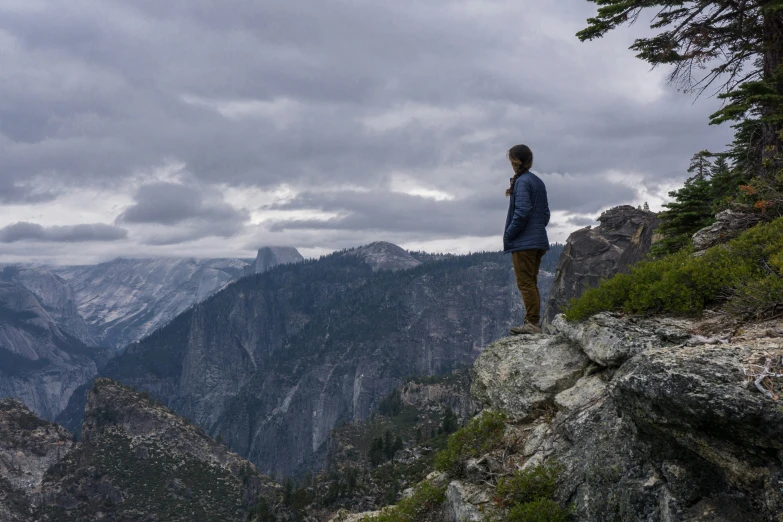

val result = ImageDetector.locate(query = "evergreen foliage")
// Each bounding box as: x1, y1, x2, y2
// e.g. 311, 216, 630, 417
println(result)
378, 390, 404, 418
578, 1, 783, 179
495, 463, 563, 508
247, 497, 276, 522
491, 463, 568, 522
434, 410, 507, 477
363, 481, 446, 522
368, 430, 405, 466
505, 499, 569, 522
652, 153, 748, 256
565, 217, 783, 320
440, 407, 459, 435
41, 430, 247, 521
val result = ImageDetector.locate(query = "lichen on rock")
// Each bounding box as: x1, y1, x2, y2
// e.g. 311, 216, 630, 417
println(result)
443, 313, 783, 521
471, 334, 589, 421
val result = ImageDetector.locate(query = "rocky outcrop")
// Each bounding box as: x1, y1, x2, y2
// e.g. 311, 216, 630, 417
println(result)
348, 242, 422, 271
79, 379, 259, 473
444, 481, 491, 522
250, 247, 304, 274
472, 335, 589, 420
0, 399, 73, 519
543, 205, 659, 325
692, 209, 764, 253
454, 314, 783, 521
400, 375, 478, 422
552, 312, 690, 366
0, 282, 98, 420
0, 379, 285, 522
54, 257, 250, 350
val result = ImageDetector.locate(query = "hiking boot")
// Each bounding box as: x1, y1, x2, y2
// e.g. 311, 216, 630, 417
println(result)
509, 323, 542, 335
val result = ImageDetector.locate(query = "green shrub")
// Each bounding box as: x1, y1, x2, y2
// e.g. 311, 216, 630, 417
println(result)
564, 217, 783, 321
434, 411, 506, 477
724, 275, 783, 319
505, 499, 569, 522
364, 481, 445, 522
495, 463, 563, 507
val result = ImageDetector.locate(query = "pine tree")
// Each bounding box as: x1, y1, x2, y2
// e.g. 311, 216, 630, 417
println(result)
368, 437, 385, 466
578, 2, 783, 178
393, 436, 403, 456
652, 153, 717, 255
383, 430, 395, 460
653, 152, 751, 256
441, 407, 459, 435
688, 150, 714, 180
710, 155, 748, 205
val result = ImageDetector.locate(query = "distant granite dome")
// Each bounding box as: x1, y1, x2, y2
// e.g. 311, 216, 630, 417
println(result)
349, 241, 421, 271
251, 246, 304, 274
54, 257, 251, 350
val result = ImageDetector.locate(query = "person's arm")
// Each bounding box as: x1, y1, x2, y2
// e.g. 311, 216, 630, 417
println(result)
544, 197, 551, 227
504, 178, 532, 241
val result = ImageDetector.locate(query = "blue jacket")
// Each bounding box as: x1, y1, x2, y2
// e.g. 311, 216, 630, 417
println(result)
503, 171, 550, 253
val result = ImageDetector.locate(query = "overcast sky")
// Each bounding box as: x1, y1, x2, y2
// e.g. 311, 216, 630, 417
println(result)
0, 0, 733, 264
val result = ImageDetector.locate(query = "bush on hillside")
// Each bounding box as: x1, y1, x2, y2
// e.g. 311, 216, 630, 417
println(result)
505, 499, 569, 522
434, 411, 506, 477
363, 481, 445, 522
495, 463, 563, 507
564, 217, 783, 321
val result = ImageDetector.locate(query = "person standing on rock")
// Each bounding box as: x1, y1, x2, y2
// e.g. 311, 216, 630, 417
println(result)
503, 144, 550, 335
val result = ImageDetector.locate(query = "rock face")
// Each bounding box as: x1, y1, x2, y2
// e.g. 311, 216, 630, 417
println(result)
472, 335, 589, 420
543, 205, 659, 325
0, 399, 73, 521
89, 251, 537, 477
552, 312, 690, 366
0, 379, 282, 522
459, 314, 783, 521
349, 242, 422, 271
692, 209, 764, 252
0, 282, 98, 420
400, 376, 478, 422
250, 246, 304, 274
0, 266, 96, 346
0, 256, 258, 421
54, 257, 251, 350
444, 481, 490, 522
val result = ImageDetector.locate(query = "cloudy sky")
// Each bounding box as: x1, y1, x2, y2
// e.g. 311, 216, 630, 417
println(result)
0, 0, 733, 264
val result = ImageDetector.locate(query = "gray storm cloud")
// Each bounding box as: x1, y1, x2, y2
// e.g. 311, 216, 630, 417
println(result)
0, 0, 734, 261
116, 181, 250, 245
0, 222, 128, 243
117, 182, 247, 226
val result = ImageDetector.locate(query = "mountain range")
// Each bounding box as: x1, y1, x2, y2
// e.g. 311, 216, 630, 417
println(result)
0, 241, 562, 478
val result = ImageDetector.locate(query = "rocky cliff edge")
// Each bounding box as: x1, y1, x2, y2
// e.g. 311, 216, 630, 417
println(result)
460, 313, 783, 521
351, 313, 783, 522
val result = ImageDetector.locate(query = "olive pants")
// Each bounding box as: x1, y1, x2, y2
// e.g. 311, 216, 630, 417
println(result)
512, 249, 545, 326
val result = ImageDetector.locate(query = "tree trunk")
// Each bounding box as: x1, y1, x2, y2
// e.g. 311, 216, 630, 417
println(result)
759, 4, 783, 179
